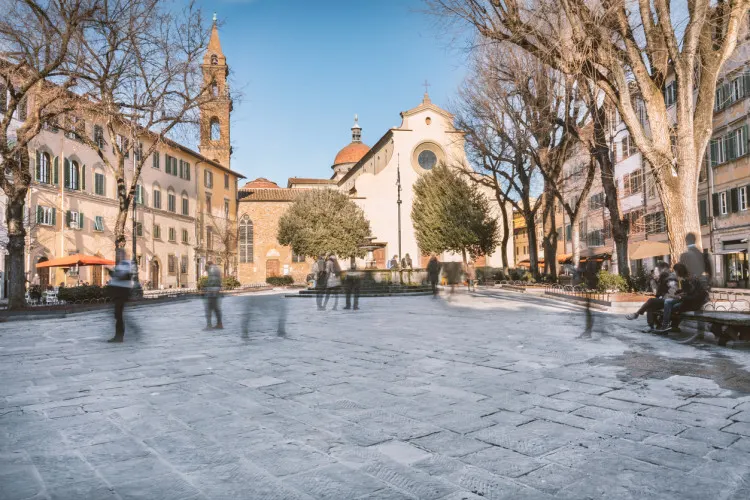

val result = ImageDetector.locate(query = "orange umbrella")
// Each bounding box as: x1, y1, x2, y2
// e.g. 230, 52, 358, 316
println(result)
36, 254, 115, 268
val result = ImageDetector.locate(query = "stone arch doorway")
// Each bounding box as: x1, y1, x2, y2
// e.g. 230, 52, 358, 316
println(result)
150, 260, 160, 289
37, 257, 50, 289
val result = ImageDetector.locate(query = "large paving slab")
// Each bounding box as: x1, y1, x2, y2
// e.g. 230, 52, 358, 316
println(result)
1, 289, 750, 499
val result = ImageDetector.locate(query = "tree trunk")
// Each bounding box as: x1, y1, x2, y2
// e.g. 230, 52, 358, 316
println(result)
662, 177, 701, 263
542, 185, 557, 280
497, 197, 510, 273
524, 214, 540, 280
571, 214, 581, 269
591, 106, 629, 278
5, 192, 27, 310
113, 209, 129, 254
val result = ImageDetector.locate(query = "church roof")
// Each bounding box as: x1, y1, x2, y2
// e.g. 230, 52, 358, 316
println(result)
240, 177, 280, 190
287, 178, 337, 187
239, 188, 306, 202
333, 142, 370, 166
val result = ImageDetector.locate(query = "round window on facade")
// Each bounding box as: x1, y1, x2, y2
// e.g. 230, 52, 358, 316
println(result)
418, 150, 437, 170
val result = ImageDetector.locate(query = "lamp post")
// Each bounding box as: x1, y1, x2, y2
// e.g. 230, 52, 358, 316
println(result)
396, 154, 402, 262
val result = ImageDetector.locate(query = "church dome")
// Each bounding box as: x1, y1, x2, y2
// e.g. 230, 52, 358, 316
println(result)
241, 177, 279, 190
334, 142, 370, 166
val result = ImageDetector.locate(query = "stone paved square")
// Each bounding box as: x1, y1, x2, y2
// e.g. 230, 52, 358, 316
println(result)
2, 290, 750, 499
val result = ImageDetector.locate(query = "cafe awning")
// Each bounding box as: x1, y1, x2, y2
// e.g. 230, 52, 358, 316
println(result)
629, 240, 670, 260
36, 254, 115, 268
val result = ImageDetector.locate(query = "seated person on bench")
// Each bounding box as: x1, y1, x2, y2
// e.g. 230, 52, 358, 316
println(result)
625, 261, 677, 332
654, 263, 709, 335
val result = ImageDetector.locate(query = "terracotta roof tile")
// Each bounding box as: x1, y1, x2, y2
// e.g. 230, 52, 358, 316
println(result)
240, 177, 280, 190
239, 188, 305, 202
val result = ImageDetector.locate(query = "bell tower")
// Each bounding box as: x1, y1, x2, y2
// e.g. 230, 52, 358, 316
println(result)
200, 15, 231, 167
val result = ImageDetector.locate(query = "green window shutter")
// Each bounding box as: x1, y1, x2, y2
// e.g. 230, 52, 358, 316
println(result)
712, 193, 720, 215
743, 125, 749, 156
64, 158, 70, 188
81, 165, 86, 191
51, 208, 56, 226
79, 213, 84, 230
34, 150, 40, 181
731, 187, 740, 213
53, 157, 59, 184
185, 163, 190, 180
153, 152, 159, 169
66, 210, 71, 228
179, 160, 183, 179
699, 200, 708, 226
36, 206, 42, 224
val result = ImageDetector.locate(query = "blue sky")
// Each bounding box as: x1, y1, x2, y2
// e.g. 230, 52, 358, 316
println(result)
194, 0, 469, 184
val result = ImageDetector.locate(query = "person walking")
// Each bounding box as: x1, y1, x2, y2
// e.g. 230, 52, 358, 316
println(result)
314, 254, 327, 311
106, 248, 134, 343
203, 261, 223, 330
465, 260, 476, 292
578, 259, 599, 339
323, 255, 342, 310
344, 261, 362, 310
427, 255, 441, 297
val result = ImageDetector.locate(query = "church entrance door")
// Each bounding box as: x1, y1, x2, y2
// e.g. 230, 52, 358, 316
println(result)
37, 257, 50, 290
266, 259, 280, 278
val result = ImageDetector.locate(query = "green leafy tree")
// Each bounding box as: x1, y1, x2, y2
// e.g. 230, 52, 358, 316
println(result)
412, 164, 499, 266
278, 189, 371, 258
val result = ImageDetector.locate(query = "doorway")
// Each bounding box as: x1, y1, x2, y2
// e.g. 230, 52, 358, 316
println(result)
266, 259, 280, 278
373, 248, 386, 269
150, 260, 160, 289
92, 265, 103, 287
37, 257, 50, 290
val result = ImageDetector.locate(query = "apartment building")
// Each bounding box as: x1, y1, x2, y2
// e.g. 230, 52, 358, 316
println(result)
0, 21, 244, 298
698, 36, 750, 288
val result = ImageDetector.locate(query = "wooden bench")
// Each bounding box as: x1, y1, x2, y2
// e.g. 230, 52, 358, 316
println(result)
679, 311, 750, 346
652, 309, 750, 346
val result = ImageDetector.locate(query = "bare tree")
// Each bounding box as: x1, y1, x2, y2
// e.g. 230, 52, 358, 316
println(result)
430, 0, 750, 261
62, 0, 217, 256
455, 70, 544, 278
0, 0, 95, 309
205, 211, 236, 278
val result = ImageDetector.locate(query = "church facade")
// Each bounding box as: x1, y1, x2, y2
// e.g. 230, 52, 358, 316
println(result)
236, 93, 513, 284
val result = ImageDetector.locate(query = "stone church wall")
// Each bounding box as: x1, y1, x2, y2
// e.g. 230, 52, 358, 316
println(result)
237, 201, 311, 284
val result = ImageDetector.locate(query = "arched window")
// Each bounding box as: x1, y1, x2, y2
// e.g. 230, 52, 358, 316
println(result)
37, 151, 51, 184
238, 215, 253, 263
210, 118, 220, 141
210, 54, 218, 65
65, 159, 80, 190
211, 81, 218, 97
167, 189, 176, 213
153, 183, 162, 209
181, 192, 189, 216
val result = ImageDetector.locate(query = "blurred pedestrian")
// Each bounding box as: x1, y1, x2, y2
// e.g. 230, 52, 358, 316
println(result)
203, 261, 223, 330
578, 259, 599, 339
344, 262, 362, 310
324, 255, 342, 310
313, 254, 327, 311
427, 255, 441, 297
106, 247, 134, 343
466, 260, 476, 292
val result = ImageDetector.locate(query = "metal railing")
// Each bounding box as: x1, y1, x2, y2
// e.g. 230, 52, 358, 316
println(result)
544, 283, 611, 303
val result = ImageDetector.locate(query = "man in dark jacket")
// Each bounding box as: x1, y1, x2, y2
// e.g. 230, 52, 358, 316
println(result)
654, 263, 709, 334
579, 260, 599, 339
